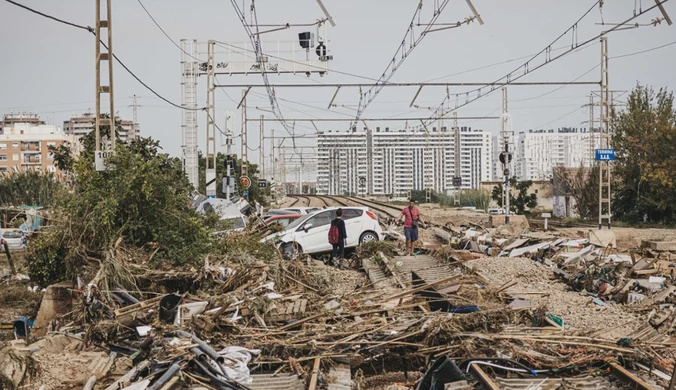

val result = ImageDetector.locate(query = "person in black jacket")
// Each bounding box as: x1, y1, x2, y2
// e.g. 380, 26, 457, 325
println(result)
331, 208, 348, 268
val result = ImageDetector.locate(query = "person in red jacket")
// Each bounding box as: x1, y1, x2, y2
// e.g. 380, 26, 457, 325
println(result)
330, 208, 348, 268
396, 199, 424, 256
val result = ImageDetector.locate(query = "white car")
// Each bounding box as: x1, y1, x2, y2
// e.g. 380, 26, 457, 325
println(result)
0, 229, 26, 252
263, 207, 382, 256
276, 207, 322, 215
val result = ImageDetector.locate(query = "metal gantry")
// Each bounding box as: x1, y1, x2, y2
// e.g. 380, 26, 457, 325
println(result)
180, 39, 199, 189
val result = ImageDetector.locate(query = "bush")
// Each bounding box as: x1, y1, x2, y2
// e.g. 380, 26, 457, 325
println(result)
28, 137, 212, 286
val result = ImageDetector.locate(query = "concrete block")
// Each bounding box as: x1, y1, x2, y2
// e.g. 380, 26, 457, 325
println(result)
32, 283, 75, 337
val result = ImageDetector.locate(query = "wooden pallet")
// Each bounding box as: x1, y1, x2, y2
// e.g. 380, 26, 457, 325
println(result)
272, 299, 308, 322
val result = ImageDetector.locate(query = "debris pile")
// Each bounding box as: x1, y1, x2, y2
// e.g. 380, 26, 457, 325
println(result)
5, 213, 676, 389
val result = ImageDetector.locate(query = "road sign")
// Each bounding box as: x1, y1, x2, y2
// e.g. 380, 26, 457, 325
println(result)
95, 150, 115, 171
258, 179, 267, 188
239, 176, 251, 189
595, 148, 615, 161
452, 177, 462, 187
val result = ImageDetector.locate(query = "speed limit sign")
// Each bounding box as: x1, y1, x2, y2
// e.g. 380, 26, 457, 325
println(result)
239, 176, 251, 189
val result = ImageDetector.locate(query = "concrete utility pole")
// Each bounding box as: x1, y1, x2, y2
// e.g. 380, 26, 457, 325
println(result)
128, 95, 142, 139
94, 0, 115, 171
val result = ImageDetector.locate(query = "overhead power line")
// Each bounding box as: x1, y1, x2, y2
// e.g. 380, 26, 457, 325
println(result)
424, 0, 670, 125
3, 0, 202, 112
136, 0, 200, 61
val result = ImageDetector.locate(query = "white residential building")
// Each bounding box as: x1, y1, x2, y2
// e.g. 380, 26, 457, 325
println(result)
515, 127, 599, 181
63, 112, 140, 143
317, 127, 492, 196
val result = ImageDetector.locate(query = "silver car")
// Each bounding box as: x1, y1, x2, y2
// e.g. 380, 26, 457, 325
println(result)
0, 229, 26, 252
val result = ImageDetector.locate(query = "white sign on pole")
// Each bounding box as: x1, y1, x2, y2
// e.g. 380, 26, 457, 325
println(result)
95, 150, 115, 171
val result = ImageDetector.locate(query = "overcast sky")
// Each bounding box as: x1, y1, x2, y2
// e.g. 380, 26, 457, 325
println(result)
1, 0, 675, 180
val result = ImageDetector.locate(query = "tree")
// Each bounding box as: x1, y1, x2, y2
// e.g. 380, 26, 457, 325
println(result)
553, 165, 599, 219
197, 152, 267, 205
612, 84, 676, 223
491, 177, 538, 214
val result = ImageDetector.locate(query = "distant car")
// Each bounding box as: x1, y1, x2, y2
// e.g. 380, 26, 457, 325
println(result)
256, 214, 303, 230
262, 207, 382, 257
488, 208, 505, 215
279, 207, 322, 215
0, 229, 26, 252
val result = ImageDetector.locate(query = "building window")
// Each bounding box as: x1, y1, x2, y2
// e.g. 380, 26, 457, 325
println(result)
12, 154, 18, 161
11, 142, 18, 149
48, 153, 54, 161
47, 142, 56, 147
0, 155, 6, 161
0, 143, 6, 150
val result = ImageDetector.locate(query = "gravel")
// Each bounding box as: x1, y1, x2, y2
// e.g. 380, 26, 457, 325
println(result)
468, 255, 643, 339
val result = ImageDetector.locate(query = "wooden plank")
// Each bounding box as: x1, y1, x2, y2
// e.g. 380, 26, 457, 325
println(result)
308, 358, 321, 390
286, 302, 295, 315
383, 273, 461, 301
293, 299, 302, 313
299, 299, 307, 313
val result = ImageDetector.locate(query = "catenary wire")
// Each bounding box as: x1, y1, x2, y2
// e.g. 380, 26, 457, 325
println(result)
136, 0, 201, 61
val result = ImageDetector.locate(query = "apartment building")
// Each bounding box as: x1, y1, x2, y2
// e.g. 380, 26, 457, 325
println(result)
1, 113, 45, 127
514, 127, 599, 181
0, 123, 74, 174
63, 112, 140, 143
317, 127, 492, 196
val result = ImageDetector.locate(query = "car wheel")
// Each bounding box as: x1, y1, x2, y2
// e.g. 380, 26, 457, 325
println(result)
359, 231, 378, 245
281, 242, 302, 258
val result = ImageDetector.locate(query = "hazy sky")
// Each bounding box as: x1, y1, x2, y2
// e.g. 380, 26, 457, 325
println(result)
1, 0, 675, 179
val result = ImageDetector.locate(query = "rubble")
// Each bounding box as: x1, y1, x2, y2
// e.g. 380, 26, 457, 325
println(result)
5, 207, 676, 390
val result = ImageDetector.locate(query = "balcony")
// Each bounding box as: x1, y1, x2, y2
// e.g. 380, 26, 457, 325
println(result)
23, 156, 41, 164
21, 142, 41, 152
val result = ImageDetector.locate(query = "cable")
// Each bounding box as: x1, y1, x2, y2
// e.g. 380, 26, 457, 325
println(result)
136, 0, 200, 61
4, 0, 93, 32
3, 0, 202, 112
213, 41, 381, 82
530, 105, 584, 129
425, 0, 669, 125
611, 39, 676, 59
513, 63, 600, 103
214, 75, 240, 105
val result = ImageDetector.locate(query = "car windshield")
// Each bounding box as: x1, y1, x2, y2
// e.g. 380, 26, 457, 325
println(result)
225, 217, 245, 229
3, 231, 22, 239
285, 213, 314, 231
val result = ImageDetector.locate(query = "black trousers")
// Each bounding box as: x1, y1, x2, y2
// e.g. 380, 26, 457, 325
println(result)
332, 241, 345, 262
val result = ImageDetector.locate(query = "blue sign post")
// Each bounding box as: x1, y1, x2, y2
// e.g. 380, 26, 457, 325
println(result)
595, 148, 615, 161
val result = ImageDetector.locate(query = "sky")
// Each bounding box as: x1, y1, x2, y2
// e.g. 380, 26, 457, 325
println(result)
1, 0, 675, 181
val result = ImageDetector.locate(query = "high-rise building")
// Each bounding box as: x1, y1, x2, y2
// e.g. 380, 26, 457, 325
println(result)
317, 127, 492, 196
514, 127, 599, 181
1, 113, 45, 127
0, 122, 74, 174
63, 112, 140, 143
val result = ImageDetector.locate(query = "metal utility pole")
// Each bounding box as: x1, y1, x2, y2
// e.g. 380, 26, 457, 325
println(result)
180, 39, 199, 189
598, 37, 612, 229
224, 112, 234, 199
241, 89, 249, 179
259, 115, 265, 180
453, 111, 461, 205
500, 88, 513, 224
128, 95, 142, 140
588, 94, 595, 164
94, 0, 115, 170
205, 40, 217, 197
